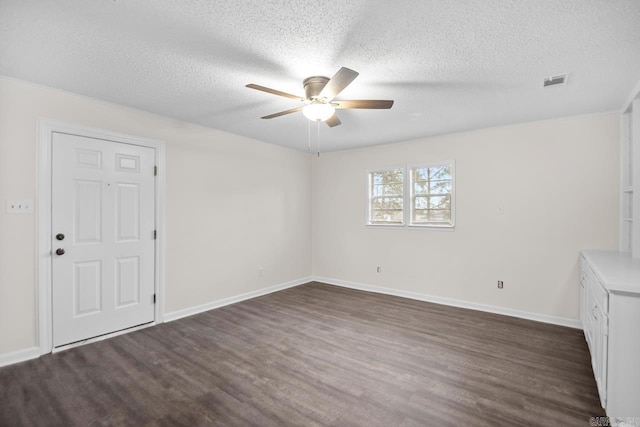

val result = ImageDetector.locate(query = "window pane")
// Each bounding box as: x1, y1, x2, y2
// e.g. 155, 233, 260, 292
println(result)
373, 183, 403, 196
428, 195, 450, 209
430, 165, 451, 180
372, 209, 403, 223
413, 168, 429, 181
413, 182, 428, 195
415, 196, 428, 209
429, 209, 451, 222
369, 169, 404, 225
410, 164, 453, 227
414, 180, 450, 195
373, 169, 403, 185
373, 197, 403, 210
429, 180, 451, 194
413, 210, 428, 222
412, 209, 451, 224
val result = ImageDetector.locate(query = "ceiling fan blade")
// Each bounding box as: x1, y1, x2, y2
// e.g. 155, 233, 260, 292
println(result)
318, 67, 359, 101
261, 106, 304, 119
334, 100, 394, 109
246, 84, 306, 102
325, 114, 341, 127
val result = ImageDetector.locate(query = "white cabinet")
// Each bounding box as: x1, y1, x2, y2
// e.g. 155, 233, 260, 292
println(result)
580, 250, 640, 417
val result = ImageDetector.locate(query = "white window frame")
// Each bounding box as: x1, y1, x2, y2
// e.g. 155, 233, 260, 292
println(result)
366, 166, 406, 227
408, 161, 455, 229
366, 161, 455, 230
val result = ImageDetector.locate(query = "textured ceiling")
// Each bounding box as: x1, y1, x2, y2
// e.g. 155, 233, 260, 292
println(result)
1, 0, 640, 152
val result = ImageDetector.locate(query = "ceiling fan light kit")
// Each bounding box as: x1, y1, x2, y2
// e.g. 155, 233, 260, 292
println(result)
302, 103, 335, 121
246, 67, 394, 127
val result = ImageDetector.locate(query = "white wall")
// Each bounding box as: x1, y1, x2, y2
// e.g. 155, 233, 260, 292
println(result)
312, 114, 620, 321
0, 74, 622, 358
0, 77, 312, 355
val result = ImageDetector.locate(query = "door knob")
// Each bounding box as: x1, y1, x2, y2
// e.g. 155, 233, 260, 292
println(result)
56, 233, 65, 241
56, 248, 65, 256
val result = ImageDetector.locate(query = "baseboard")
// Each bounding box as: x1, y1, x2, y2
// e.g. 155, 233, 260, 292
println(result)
313, 276, 582, 329
0, 346, 40, 368
164, 276, 313, 323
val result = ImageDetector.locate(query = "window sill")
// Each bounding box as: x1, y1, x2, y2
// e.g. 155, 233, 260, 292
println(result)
366, 224, 405, 229
408, 225, 455, 232
366, 224, 455, 231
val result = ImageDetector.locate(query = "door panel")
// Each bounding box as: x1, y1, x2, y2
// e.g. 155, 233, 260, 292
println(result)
74, 180, 102, 243
116, 256, 140, 307
116, 183, 140, 241
74, 261, 102, 315
52, 132, 155, 347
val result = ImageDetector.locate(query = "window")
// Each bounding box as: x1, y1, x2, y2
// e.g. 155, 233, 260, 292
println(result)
368, 168, 404, 225
410, 164, 454, 227
367, 162, 454, 228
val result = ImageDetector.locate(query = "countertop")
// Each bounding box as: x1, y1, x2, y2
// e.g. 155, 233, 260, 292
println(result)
581, 249, 640, 294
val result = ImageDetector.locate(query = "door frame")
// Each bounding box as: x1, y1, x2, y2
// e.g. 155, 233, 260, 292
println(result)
37, 119, 166, 354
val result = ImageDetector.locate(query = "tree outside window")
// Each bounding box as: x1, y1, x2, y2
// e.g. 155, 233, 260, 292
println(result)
368, 168, 404, 225
410, 164, 453, 226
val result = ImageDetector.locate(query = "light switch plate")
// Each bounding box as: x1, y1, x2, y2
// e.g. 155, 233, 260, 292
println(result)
6, 199, 33, 213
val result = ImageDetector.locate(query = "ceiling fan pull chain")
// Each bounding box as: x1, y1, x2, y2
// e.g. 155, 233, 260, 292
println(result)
317, 120, 321, 157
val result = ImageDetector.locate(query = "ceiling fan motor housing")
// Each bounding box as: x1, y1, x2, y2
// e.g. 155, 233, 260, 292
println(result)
303, 76, 330, 100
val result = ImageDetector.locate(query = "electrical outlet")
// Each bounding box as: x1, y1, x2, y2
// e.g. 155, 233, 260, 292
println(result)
497, 280, 504, 289
258, 267, 263, 277
376, 266, 382, 273
6, 199, 33, 214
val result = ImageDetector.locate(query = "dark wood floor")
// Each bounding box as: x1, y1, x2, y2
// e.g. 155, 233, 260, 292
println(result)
1, 282, 603, 426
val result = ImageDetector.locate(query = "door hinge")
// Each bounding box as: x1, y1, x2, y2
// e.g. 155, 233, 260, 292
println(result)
154, 165, 158, 176
153, 230, 157, 240
153, 294, 156, 304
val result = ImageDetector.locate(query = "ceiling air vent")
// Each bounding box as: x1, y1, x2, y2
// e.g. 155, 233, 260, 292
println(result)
543, 74, 567, 87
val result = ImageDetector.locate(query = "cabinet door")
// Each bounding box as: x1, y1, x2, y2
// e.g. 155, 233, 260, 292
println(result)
584, 275, 595, 348
580, 269, 588, 329
593, 303, 608, 408
580, 267, 588, 334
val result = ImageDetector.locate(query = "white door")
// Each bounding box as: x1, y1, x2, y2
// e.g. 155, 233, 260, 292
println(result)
51, 132, 156, 347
